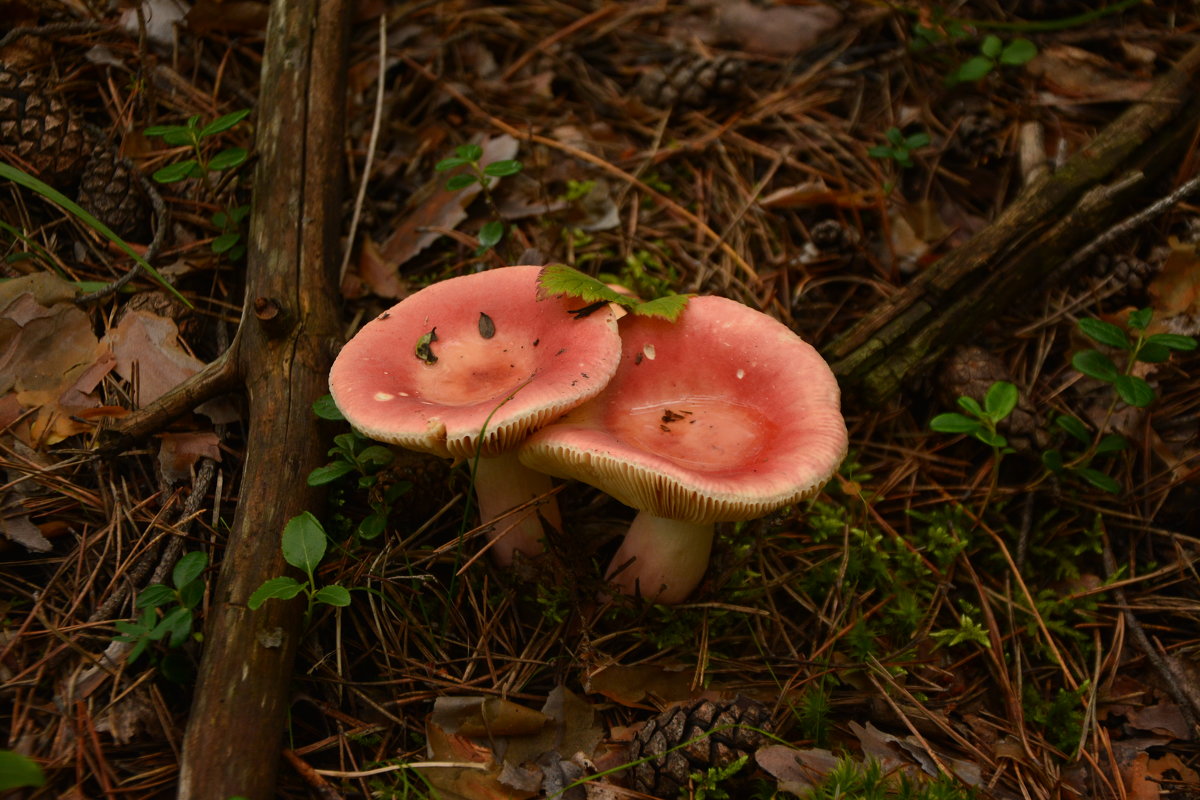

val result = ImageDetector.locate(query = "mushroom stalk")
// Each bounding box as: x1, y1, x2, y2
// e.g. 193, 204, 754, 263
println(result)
471, 451, 561, 565
604, 514, 714, 604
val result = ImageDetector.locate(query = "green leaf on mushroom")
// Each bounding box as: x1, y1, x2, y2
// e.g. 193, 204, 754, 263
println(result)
537, 263, 690, 322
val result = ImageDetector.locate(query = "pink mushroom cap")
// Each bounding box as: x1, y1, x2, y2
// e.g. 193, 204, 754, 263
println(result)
519, 295, 849, 523
329, 266, 622, 460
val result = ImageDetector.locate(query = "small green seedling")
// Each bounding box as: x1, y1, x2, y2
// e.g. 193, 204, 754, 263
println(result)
1071, 308, 1197, 408
113, 551, 208, 665
435, 143, 523, 255
145, 110, 252, 259
685, 754, 748, 800
948, 35, 1037, 84
930, 380, 1017, 449
868, 127, 931, 169
930, 610, 991, 649
309, 395, 410, 540
249, 511, 351, 623
144, 110, 250, 182
1041, 414, 1127, 493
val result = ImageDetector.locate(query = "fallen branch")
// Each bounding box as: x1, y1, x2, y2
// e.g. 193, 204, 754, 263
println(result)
105, 0, 350, 796
826, 41, 1200, 403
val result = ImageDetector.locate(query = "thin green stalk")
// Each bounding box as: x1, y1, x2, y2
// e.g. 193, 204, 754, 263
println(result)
0, 162, 192, 307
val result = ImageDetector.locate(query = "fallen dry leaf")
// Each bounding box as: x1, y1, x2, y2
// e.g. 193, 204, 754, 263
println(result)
158, 431, 222, 484
759, 181, 880, 211
713, 1, 842, 58
107, 309, 205, 408
424, 717, 537, 800
432, 696, 549, 739
375, 134, 520, 290
0, 279, 113, 445
105, 310, 238, 423
354, 236, 409, 300
1028, 45, 1153, 104
585, 664, 694, 708
756, 745, 842, 794
1148, 238, 1200, 318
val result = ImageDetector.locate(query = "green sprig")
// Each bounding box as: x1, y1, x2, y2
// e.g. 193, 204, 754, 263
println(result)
537, 263, 690, 322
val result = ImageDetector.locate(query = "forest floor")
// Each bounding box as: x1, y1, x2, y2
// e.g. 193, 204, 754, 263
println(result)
2, 1, 1200, 798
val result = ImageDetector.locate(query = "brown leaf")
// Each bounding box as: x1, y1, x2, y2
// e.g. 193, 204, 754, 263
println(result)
107, 310, 204, 408
424, 718, 538, 800
503, 686, 605, 769
585, 664, 694, 708
376, 135, 520, 281
755, 745, 841, 794
432, 696, 549, 738
714, 2, 842, 57
0, 284, 112, 444
1, 513, 52, 552
759, 181, 880, 210
158, 431, 222, 484
356, 236, 410, 300
1148, 239, 1200, 318
1028, 45, 1153, 104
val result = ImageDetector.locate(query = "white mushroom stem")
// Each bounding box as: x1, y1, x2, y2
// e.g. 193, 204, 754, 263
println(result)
471, 451, 561, 565
604, 514, 714, 604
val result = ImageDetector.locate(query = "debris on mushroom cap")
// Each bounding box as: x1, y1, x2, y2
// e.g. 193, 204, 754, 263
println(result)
328, 266, 622, 460
519, 295, 848, 522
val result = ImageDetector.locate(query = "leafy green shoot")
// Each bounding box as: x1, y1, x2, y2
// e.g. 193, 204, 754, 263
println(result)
248, 511, 352, 624
537, 263, 690, 322
1072, 309, 1197, 408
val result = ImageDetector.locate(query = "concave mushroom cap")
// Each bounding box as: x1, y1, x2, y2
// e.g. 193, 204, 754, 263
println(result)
329, 266, 621, 459
519, 295, 848, 522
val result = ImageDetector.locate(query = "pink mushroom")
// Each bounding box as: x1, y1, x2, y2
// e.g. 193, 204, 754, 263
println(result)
329, 266, 622, 564
519, 295, 848, 603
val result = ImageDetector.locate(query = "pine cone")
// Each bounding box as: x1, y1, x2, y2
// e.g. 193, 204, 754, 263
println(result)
635, 55, 745, 109
77, 147, 149, 239
810, 219, 860, 253
0, 64, 90, 185
627, 697, 773, 798
1093, 252, 1153, 293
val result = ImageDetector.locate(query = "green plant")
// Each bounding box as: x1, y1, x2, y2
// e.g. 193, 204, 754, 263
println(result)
308, 395, 411, 541
929, 609, 991, 650
929, 380, 1017, 450
1023, 681, 1089, 755
538, 263, 690, 321
435, 143, 523, 254
801, 755, 975, 800
682, 754, 748, 800
248, 511, 352, 623
791, 677, 835, 747
599, 247, 680, 301
947, 34, 1037, 84
868, 128, 931, 169
1040, 413, 1127, 493
113, 551, 208, 666
0, 749, 46, 790
1071, 308, 1196, 408
144, 110, 252, 259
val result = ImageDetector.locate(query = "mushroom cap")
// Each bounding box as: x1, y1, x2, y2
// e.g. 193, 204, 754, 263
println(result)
519, 295, 848, 523
329, 266, 622, 459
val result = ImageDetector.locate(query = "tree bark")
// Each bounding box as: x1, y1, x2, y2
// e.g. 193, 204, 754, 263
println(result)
825, 42, 1200, 403
173, 0, 349, 797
